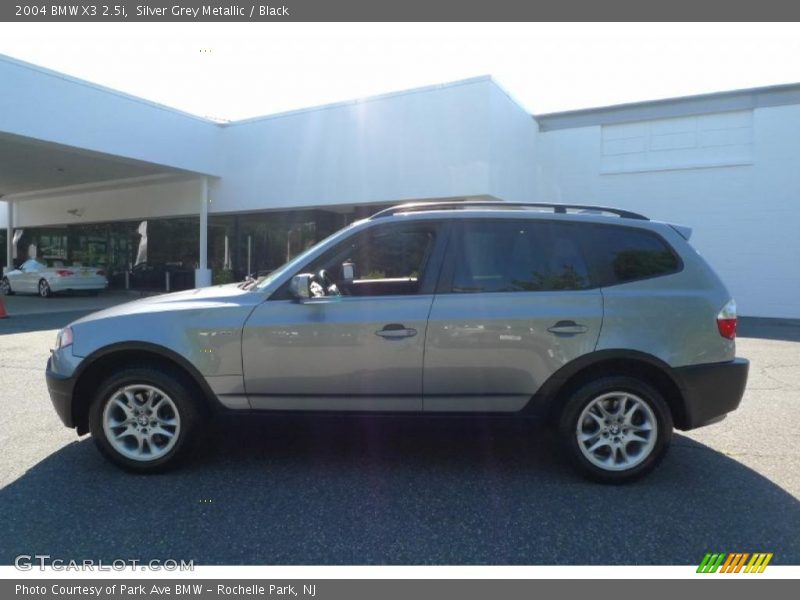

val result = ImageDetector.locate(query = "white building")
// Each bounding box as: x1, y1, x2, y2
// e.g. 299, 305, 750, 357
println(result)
1, 54, 798, 318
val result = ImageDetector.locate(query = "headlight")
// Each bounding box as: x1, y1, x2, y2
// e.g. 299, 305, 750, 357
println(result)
55, 326, 74, 350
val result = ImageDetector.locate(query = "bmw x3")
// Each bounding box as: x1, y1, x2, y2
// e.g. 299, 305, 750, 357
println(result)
46, 202, 749, 482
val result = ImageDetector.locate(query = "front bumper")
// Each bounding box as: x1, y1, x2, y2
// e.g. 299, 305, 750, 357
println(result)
46, 356, 77, 428
673, 357, 749, 430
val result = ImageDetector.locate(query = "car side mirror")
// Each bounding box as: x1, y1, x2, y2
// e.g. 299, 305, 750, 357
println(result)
289, 273, 313, 299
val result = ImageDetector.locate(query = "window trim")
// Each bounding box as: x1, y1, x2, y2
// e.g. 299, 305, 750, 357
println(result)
270, 219, 451, 300
577, 222, 684, 288
437, 218, 683, 295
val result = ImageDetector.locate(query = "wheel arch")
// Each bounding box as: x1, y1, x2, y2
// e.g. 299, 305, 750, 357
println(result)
71, 342, 222, 435
529, 350, 689, 430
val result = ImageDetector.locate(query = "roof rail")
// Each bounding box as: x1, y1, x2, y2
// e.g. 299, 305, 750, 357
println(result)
369, 201, 649, 221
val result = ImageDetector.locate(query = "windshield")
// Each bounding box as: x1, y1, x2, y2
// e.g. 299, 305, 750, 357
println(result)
22, 259, 96, 269
21, 259, 46, 270
254, 222, 362, 290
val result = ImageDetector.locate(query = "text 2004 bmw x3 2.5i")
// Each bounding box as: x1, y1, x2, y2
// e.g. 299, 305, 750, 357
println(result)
46, 202, 749, 483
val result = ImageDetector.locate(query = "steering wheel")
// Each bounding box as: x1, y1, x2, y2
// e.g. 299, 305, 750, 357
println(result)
312, 269, 341, 297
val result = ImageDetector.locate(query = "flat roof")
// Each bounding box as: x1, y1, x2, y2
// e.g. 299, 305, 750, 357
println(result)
1, 55, 517, 127
4, 53, 800, 132
535, 82, 800, 131
0, 53, 218, 125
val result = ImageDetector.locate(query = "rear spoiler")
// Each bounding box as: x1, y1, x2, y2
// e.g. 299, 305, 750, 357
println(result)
669, 224, 693, 241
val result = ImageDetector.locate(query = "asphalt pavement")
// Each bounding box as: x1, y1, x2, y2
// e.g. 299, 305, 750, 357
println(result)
0, 308, 798, 565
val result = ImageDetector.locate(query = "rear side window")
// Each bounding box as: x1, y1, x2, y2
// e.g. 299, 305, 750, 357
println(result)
449, 220, 591, 293
583, 225, 680, 286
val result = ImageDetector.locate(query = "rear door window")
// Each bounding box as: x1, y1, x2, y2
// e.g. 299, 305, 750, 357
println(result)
447, 220, 591, 293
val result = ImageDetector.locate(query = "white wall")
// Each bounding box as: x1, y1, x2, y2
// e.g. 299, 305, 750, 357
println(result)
1, 74, 541, 227
487, 82, 539, 203
3, 55, 796, 318
536, 104, 800, 319
212, 77, 539, 212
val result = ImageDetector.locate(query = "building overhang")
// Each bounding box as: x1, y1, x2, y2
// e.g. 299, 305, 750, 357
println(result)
0, 131, 195, 198
0, 54, 221, 177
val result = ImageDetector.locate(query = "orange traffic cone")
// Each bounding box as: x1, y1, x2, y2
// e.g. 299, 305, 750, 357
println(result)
0, 295, 8, 319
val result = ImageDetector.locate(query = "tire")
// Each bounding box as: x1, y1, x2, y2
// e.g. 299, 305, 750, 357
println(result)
38, 279, 52, 298
0, 277, 12, 295
557, 376, 673, 484
88, 366, 204, 473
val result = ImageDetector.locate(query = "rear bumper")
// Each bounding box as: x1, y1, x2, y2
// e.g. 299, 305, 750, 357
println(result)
673, 357, 749, 430
46, 356, 76, 428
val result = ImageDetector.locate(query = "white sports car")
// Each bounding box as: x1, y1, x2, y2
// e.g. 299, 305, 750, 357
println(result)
1, 259, 108, 298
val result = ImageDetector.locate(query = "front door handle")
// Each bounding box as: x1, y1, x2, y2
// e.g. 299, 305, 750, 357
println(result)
547, 320, 589, 335
375, 324, 418, 339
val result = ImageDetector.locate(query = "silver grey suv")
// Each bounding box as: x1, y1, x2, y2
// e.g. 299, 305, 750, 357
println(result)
46, 202, 749, 482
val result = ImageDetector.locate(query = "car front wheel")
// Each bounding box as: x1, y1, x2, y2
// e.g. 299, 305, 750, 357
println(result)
88, 367, 202, 472
558, 376, 673, 483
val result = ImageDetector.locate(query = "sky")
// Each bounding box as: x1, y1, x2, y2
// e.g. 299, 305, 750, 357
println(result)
0, 22, 799, 121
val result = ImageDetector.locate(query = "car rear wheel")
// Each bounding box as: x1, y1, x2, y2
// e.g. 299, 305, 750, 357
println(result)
88, 367, 203, 473
558, 376, 673, 483
38, 279, 52, 298
0, 277, 12, 295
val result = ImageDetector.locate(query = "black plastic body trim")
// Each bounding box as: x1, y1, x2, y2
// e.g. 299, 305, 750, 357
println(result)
45, 356, 76, 428
49, 341, 226, 432
672, 358, 749, 429
521, 350, 749, 431
519, 349, 676, 415
49, 342, 748, 436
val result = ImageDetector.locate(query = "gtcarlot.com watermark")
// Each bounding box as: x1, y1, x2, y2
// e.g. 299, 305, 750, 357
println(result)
14, 554, 194, 572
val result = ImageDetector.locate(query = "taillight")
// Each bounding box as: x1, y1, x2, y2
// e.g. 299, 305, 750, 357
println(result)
717, 299, 737, 340
55, 270, 74, 277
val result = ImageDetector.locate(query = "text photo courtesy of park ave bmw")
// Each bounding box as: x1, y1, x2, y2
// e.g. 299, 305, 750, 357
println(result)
15, 585, 315, 597
0, 13, 799, 588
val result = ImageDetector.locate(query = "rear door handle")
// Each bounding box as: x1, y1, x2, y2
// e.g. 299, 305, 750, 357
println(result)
547, 320, 588, 335
375, 324, 418, 339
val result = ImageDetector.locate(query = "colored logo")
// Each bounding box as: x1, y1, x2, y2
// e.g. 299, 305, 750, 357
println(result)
697, 552, 773, 573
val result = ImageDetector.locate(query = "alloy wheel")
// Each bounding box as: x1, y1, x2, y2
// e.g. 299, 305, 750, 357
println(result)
576, 391, 657, 472
102, 384, 182, 462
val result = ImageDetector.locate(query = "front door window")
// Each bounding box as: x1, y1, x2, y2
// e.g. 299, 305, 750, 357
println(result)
288, 221, 441, 298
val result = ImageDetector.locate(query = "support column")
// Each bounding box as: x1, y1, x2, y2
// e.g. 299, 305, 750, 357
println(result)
4, 198, 12, 276
195, 177, 212, 288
